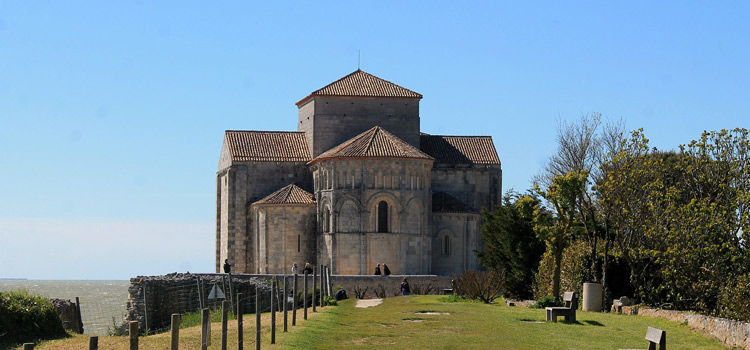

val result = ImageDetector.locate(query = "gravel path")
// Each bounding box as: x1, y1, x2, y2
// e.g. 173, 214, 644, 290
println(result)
355, 298, 383, 308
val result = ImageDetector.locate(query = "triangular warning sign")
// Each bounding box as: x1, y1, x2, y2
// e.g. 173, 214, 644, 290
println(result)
208, 283, 225, 299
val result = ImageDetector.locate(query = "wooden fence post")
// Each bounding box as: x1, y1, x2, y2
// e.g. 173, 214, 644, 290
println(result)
196, 277, 203, 309
129, 321, 139, 350
237, 293, 243, 350
143, 284, 149, 334
221, 301, 228, 350
283, 276, 288, 332
292, 273, 298, 325
271, 280, 276, 344
89, 336, 98, 350
326, 266, 333, 297
320, 265, 325, 308
75, 297, 84, 334
255, 286, 261, 350
201, 308, 209, 350
312, 267, 317, 312
303, 271, 308, 320
170, 313, 180, 350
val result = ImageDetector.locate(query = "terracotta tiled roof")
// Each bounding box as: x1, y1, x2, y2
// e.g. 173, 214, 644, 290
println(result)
432, 192, 478, 214
297, 70, 422, 105
252, 184, 315, 206
225, 131, 311, 162
420, 134, 501, 165
310, 126, 433, 164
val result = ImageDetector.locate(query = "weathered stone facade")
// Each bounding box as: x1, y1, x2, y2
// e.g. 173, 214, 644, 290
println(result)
216, 70, 502, 275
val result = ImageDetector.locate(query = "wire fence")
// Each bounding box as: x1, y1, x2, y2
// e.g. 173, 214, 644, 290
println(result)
78, 297, 128, 336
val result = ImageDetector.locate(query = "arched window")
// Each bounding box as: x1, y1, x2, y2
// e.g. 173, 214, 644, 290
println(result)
377, 201, 388, 233
323, 207, 331, 233
443, 235, 451, 255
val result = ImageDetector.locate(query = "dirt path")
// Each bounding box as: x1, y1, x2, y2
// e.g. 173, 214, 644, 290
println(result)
355, 298, 383, 308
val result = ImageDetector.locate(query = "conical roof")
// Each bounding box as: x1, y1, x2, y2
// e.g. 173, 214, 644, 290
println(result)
252, 184, 315, 206
309, 126, 433, 164
296, 70, 422, 105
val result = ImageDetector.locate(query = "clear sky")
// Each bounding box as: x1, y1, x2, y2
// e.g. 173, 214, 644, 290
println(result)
1, 2, 748, 280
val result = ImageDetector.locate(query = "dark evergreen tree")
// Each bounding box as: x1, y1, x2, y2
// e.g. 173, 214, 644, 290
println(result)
478, 192, 546, 299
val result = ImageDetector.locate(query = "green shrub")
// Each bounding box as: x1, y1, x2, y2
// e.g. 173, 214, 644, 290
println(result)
0, 290, 66, 346
717, 273, 750, 322
323, 296, 337, 306
453, 270, 506, 303
531, 295, 563, 309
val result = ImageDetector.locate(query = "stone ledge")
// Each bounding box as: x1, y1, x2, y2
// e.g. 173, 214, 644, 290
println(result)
619, 305, 750, 349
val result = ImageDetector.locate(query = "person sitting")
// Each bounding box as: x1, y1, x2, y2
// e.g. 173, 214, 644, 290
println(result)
374, 263, 381, 275
382, 263, 391, 276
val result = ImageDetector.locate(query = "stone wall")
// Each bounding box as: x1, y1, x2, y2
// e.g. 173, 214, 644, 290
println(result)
298, 96, 421, 157
330, 275, 453, 299
127, 273, 272, 333
50, 298, 82, 333
620, 306, 750, 349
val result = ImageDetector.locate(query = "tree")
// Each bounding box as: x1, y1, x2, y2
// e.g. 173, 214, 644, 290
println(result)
478, 192, 546, 299
534, 171, 587, 298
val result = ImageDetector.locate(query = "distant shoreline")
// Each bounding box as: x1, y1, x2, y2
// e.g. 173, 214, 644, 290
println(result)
0, 278, 27, 280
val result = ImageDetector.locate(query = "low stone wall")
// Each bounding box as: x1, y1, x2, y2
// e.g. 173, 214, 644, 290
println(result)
127, 273, 272, 333
620, 306, 750, 349
126, 273, 452, 332
329, 275, 453, 298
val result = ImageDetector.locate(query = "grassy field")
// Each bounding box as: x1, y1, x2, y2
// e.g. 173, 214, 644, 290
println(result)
21, 296, 730, 349
279, 296, 729, 350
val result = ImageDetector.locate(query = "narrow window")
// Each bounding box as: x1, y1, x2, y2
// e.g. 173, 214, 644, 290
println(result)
377, 201, 388, 233
298, 235, 301, 252
323, 208, 331, 233
443, 235, 451, 255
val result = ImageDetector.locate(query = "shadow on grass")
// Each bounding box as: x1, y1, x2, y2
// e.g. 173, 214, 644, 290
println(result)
583, 320, 605, 327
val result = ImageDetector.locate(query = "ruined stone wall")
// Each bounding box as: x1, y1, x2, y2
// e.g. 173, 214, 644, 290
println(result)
620, 306, 750, 349
127, 273, 272, 333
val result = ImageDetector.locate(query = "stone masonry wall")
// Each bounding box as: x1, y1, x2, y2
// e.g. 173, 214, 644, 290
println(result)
299, 96, 421, 157
620, 306, 750, 349
127, 273, 272, 333
127, 273, 452, 333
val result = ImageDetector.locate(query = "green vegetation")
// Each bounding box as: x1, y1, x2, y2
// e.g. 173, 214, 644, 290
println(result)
178, 307, 236, 329
280, 295, 725, 349
480, 113, 750, 321
0, 289, 66, 348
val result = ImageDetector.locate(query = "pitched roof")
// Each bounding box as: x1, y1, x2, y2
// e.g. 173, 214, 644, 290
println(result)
224, 131, 311, 162
420, 134, 501, 165
252, 184, 315, 206
310, 126, 433, 164
296, 70, 422, 105
432, 192, 478, 214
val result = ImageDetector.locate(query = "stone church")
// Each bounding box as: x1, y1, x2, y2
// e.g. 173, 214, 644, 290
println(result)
216, 70, 502, 275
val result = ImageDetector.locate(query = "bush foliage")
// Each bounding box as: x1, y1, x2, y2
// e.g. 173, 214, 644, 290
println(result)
0, 289, 66, 346
453, 270, 505, 303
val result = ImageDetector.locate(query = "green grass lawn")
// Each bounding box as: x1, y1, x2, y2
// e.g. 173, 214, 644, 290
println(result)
278, 295, 729, 350
24, 295, 730, 350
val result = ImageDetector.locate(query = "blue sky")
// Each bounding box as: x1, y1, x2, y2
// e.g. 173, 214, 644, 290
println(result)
1, 2, 748, 279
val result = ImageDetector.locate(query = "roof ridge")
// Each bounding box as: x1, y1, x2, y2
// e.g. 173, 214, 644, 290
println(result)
364, 126, 379, 155
226, 130, 304, 134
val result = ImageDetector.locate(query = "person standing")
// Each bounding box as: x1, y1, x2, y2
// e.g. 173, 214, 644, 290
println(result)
303, 262, 313, 274
400, 278, 411, 296
374, 263, 381, 276
291, 262, 299, 275
382, 263, 391, 276
223, 259, 231, 273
